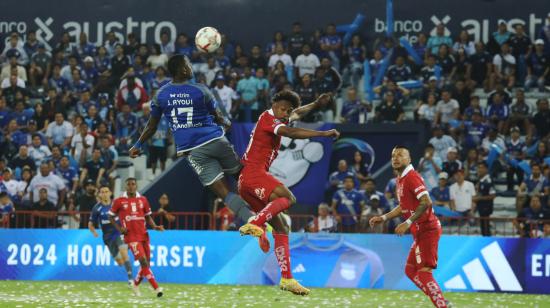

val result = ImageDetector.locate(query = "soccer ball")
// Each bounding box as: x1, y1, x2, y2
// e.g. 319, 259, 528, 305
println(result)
195, 27, 221, 53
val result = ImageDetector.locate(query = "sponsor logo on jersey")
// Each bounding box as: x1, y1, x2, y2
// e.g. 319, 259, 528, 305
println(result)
255, 188, 266, 200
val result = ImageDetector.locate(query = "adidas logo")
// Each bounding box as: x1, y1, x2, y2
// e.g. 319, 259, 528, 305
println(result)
293, 263, 306, 273
444, 241, 522, 292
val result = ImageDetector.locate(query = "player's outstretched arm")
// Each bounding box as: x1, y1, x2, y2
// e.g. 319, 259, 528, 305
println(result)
289, 93, 332, 122
146, 215, 165, 231
277, 126, 340, 140
129, 115, 160, 158
369, 206, 402, 228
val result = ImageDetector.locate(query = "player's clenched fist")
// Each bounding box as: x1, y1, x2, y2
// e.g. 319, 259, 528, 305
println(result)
324, 129, 340, 139
369, 216, 384, 228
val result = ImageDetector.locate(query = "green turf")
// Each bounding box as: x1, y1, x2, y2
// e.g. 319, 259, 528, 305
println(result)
0, 281, 548, 308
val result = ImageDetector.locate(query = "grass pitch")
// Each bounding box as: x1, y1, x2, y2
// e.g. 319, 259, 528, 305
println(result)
0, 281, 548, 307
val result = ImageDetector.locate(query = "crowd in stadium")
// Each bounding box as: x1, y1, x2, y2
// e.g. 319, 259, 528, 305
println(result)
0, 16, 549, 236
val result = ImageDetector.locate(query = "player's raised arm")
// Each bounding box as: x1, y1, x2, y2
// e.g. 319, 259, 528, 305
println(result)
276, 125, 340, 140
289, 93, 332, 122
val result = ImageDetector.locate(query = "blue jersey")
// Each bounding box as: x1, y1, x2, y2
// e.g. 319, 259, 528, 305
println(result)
430, 186, 450, 203
55, 166, 78, 188
333, 189, 364, 226
151, 81, 224, 154
486, 103, 509, 120
89, 202, 121, 242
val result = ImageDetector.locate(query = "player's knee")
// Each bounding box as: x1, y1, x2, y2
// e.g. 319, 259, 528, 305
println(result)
405, 265, 416, 279
419, 267, 432, 273
115, 258, 123, 265
287, 194, 297, 206
139, 257, 149, 267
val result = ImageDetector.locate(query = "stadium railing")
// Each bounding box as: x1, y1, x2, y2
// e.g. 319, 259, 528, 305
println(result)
4, 211, 549, 238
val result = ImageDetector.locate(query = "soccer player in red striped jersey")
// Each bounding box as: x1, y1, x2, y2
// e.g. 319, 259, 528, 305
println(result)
108, 178, 165, 297
238, 90, 339, 295
370, 146, 448, 307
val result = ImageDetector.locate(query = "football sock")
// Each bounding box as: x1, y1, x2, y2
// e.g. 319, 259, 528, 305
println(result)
141, 266, 159, 290
418, 271, 447, 308
251, 198, 290, 226
224, 192, 253, 222
405, 265, 427, 294
123, 261, 133, 281
273, 233, 292, 279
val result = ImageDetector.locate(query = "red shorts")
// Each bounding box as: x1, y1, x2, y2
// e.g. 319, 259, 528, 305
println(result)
406, 227, 442, 270
238, 169, 282, 213
128, 239, 150, 261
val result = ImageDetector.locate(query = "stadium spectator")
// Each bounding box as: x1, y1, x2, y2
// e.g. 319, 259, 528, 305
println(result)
0, 191, 14, 228
427, 24, 453, 55
115, 104, 138, 150
361, 194, 385, 233
55, 155, 79, 195
486, 92, 510, 134
442, 147, 462, 179
28, 44, 51, 88
46, 112, 73, 148
159, 32, 174, 55
516, 163, 549, 211
0, 168, 20, 199
332, 176, 364, 233
156, 193, 175, 229
319, 23, 342, 70
80, 148, 106, 187
288, 22, 306, 59
436, 45, 456, 84
249, 45, 267, 72
341, 34, 366, 89
1, 32, 28, 66
116, 74, 148, 111
473, 162, 496, 236
308, 203, 337, 233
386, 56, 412, 83
97, 135, 118, 186
3, 75, 28, 107
47, 145, 64, 170
462, 110, 489, 150
525, 39, 549, 92
508, 89, 531, 135
469, 42, 492, 90
8, 145, 36, 172
75, 32, 96, 59
531, 99, 550, 140
431, 172, 451, 209
539, 13, 550, 54
505, 126, 526, 191
94, 46, 111, 73
417, 144, 442, 191
29, 162, 66, 208
531, 142, 549, 167
435, 89, 460, 127
314, 57, 342, 101
25, 120, 47, 146
75, 90, 97, 117
351, 151, 369, 182
326, 160, 356, 201
198, 57, 221, 86
451, 80, 472, 113
268, 43, 293, 70
265, 31, 286, 57
85, 105, 103, 131
43, 88, 66, 120
295, 74, 317, 108
76, 179, 97, 228
31, 188, 57, 228
82, 56, 99, 87
148, 115, 170, 175
295, 44, 320, 78
48, 64, 69, 93
481, 128, 506, 159
417, 93, 438, 125
509, 24, 532, 83
236, 67, 261, 122
28, 134, 51, 167
211, 75, 237, 118
450, 170, 476, 218
60, 55, 82, 82
516, 195, 550, 238
374, 92, 404, 123
340, 87, 370, 124
429, 126, 457, 162
453, 30, 475, 56
491, 42, 516, 90
463, 148, 480, 184
361, 178, 388, 210
71, 121, 95, 164
15, 167, 33, 208
213, 198, 235, 231
1, 50, 27, 82
110, 44, 131, 85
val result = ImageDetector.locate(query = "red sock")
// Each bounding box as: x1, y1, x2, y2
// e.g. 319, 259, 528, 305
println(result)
251, 198, 290, 227
134, 269, 143, 286
405, 265, 427, 295
141, 266, 160, 290
418, 271, 447, 308
273, 233, 292, 279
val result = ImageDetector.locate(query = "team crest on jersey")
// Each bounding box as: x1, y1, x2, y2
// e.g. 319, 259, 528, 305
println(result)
123, 203, 128, 209
255, 188, 266, 200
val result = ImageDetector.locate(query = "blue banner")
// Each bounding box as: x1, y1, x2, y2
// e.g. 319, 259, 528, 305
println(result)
1, 230, 549, 294
231, 122, 335, 206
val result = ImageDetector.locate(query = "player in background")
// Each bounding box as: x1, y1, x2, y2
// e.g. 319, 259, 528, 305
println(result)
369, 146, 448, 308
88, 186, 134, 286
130, 54, 269, 252
108, 178, 165, 297
238, 90, 340, 295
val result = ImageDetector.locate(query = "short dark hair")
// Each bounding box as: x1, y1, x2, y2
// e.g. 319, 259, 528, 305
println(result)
425, 144, 434, 149
477, 161, 488, 169
393, 145, 409, 151
99, 185, 111, 191
365, 178, 376, 185
344, 175, 355, 182
272, 90, 301, 109
167, 54, 192, 79
31, 133, 41, 139
125, 177, 137, 183
0, 191, 8, 198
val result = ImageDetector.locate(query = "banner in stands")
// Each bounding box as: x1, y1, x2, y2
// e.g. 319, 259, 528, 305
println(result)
1, 230, 549, 294
0, 0, 548, 49
231, 122, 335, 206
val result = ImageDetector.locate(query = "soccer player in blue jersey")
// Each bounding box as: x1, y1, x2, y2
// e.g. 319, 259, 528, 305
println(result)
88, 186, 135, 290
129, 55, 269, 252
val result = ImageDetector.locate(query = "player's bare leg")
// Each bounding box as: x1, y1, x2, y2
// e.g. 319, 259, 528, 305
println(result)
269, 214, 309, 296
210, 179, 270, 252
240, 185, 295, 237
